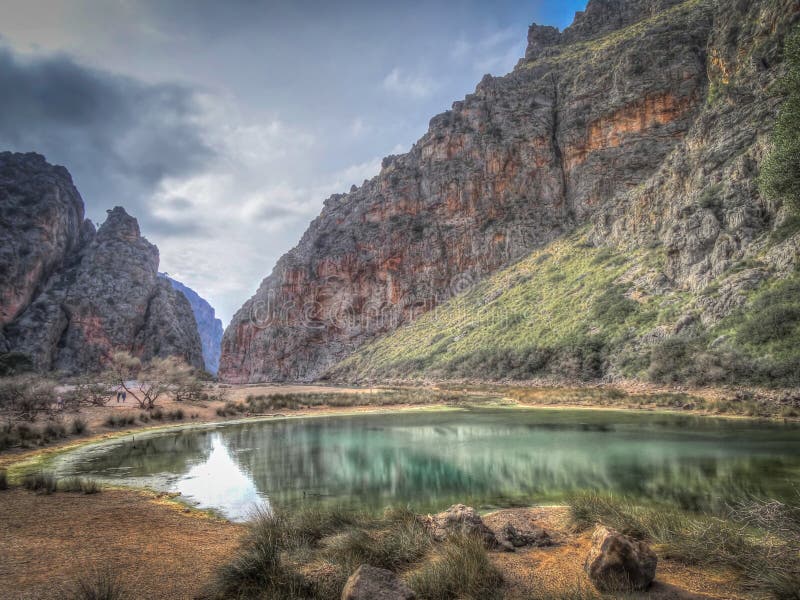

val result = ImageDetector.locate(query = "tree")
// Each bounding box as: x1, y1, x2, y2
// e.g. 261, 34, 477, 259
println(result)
105, 352, 198, 410
760, 25, 800, 213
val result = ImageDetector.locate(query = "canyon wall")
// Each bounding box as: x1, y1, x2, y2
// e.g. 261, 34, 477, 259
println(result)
221, 0, 799, 383
0, 153, 203, 373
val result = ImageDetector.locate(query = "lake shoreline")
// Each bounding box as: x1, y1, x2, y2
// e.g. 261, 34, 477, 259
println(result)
3, 383, 798, 481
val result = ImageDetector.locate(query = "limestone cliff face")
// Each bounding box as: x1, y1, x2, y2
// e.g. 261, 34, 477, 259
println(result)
220, 0, 799, 383
0, 154, 203, 373
161, 274, 224, 374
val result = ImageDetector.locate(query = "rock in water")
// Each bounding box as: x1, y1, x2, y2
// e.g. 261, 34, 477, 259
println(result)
341, 565, 415, 600
424, 504, 501, 549
0, 153, 203, 373
584, 525, 657, 592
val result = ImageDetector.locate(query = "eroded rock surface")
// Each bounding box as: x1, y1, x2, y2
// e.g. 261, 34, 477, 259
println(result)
221, 0, 800, 383
0, 154, 203, 373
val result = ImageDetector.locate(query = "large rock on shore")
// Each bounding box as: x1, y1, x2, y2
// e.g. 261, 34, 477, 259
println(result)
423, 504, 503, 549
585, 525, 657, 592
341, 565, 415, 600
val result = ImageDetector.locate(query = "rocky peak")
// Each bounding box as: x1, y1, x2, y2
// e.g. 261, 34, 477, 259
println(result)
524, 25, 562, 61
0, 155, 203, 373
562, 0, 686, 43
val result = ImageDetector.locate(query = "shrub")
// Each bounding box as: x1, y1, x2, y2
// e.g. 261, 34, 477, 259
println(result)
71, 418, 89, 436
43, 422, 67, 440
0, 376, 56, 420
23, 471, 57, 494
167, 409, 184, 421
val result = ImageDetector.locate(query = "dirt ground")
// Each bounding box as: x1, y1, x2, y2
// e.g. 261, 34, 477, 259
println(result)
483, 508, 747, 600
0, 487, 750, 600
0, 488, 242, 600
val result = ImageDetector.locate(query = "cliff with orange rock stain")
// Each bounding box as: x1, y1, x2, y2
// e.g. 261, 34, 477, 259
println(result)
220, 0, 799, 382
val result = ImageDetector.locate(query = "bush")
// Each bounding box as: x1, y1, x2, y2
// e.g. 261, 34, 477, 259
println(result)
23, 471, 57, 494
166, 409, 184, 421
71, 418, 89, 436
43, 422, 67, 440
0, 376, 56, 420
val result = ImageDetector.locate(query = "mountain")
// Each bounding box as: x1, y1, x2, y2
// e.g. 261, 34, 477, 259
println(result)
0, 152, 203, 373
220, 0, 799, 384
160, 274, 224, 374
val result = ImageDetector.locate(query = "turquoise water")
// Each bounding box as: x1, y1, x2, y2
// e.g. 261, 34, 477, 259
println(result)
53, 408, 800, 521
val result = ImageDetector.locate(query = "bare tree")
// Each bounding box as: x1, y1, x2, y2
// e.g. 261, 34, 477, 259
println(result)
105, 352, 198, 410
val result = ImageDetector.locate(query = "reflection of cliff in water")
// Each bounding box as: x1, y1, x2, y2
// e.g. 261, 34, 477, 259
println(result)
57, 410, 800, 517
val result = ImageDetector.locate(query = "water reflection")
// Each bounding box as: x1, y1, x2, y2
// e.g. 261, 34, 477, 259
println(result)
54, 409, 800, 520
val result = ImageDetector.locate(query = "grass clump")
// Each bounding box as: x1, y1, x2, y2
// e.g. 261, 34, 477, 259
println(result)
104, 414, 136, 428
567, 491, 800, 599
23, 471, 58, 494
407, 534, 503, 600
210, 506, 500, 600
69, 569, 129, 600
58, 476, 101, 494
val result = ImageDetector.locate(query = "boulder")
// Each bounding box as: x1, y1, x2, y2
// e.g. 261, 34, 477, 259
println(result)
423, 504, 501, 549
584, 525, 657, 592
341, 565, 415, 600
500, 522, 552, 548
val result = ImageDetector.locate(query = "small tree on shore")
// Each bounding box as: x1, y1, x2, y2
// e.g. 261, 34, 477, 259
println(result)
105, 352, 198, 410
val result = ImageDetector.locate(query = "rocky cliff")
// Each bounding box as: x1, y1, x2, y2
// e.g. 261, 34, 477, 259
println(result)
161, 274, 224, 374
0, 153, 203, 373
221, 0, 799, 384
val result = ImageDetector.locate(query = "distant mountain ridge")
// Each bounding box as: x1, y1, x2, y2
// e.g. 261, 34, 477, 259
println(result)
220, 0, 800, 384
0, 152, 203, 373
160, 274, 223, 374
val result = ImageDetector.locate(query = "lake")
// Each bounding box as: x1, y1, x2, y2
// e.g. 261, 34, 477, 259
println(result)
53, 408, 800, 521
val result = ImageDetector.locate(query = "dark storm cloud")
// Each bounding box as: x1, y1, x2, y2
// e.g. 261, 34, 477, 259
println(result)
0, 44, 214, 224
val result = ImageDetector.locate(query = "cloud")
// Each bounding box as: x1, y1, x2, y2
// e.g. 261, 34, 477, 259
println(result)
0, 44, 215, 222
382, 67, 438, 99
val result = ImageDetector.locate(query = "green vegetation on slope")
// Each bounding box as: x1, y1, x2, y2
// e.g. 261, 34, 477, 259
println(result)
330, 231, 800, 387
761, 24, 800, 214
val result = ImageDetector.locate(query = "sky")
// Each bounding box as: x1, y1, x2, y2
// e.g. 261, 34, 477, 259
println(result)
0, 0, 587, 325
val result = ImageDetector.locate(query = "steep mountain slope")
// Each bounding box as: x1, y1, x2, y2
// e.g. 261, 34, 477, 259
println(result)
161, 274, 224, 374
0, 153, 203, 373
221, 0, 799, 384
